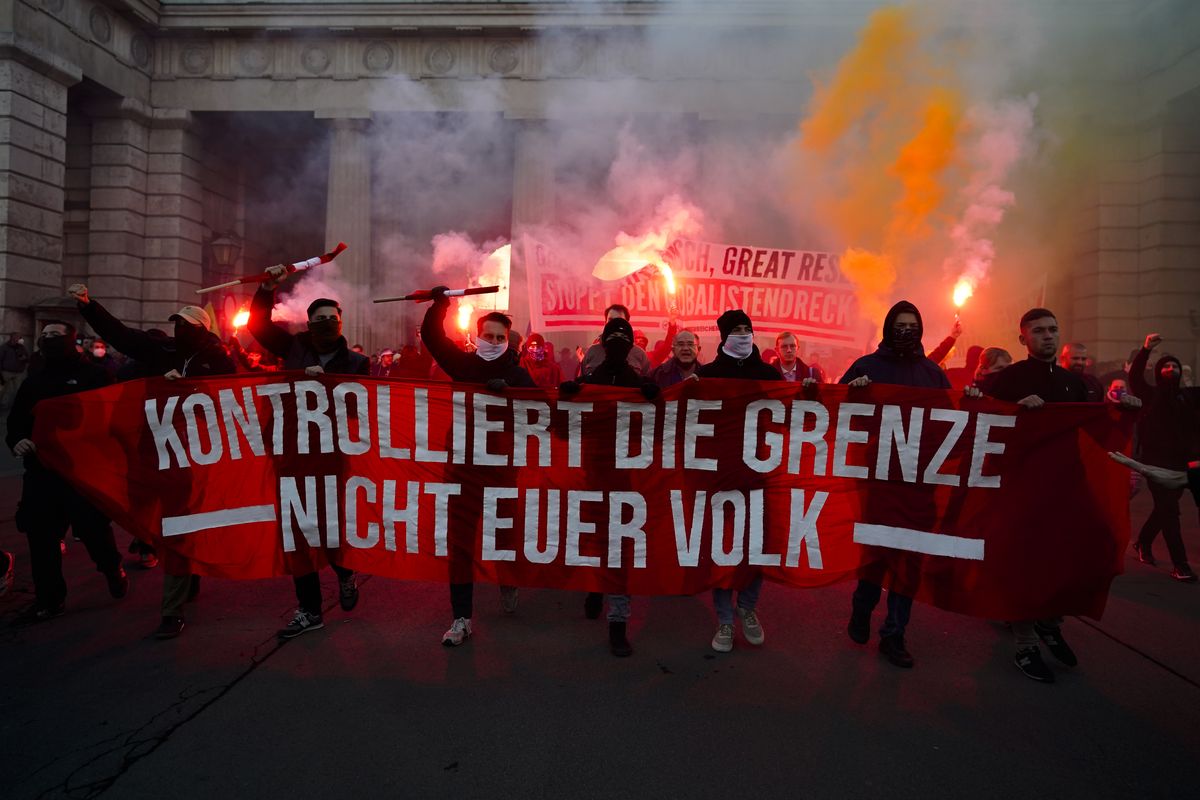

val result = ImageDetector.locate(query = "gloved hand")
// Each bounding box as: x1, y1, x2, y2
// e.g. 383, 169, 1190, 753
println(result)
640, 382, 660, 400
559, 380, 582, 396
486, 378, 507, 392
430, 285, 450, 303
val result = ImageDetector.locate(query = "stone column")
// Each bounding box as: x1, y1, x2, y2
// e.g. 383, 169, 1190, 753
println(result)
509, 119, 556, 330
86, 98, 150, 326
319, 112, 372, 350
145, 109, 204, 324
0, 42, 80, 336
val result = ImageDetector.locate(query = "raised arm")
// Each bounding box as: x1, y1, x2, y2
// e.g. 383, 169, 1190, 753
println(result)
248, 286, 295, 359
1128, 337, 1154, 401
419, 290, 473, 377
70, 285, 162, 365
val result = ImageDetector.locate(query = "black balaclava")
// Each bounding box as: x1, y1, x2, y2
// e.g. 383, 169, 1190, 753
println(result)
881, 300, 924, 357
38, 334, 74, 361
601, 318, 634, 365
1155, 355, 1183, 389
174, 320, 208, 354
307, 318, 342, 352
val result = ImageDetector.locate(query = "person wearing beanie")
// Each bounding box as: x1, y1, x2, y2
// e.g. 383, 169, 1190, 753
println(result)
251, 264, 372, 640
5, 320, 127, 622
839, 300, 953, 671
560, 316, 660, 657
696, 310, 782, 653
1127, 334, 1199, 582
579, 304, 652, 378
69, 282, 235, 640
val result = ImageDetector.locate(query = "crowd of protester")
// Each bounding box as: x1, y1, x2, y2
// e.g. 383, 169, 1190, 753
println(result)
2, 272, 1197, 686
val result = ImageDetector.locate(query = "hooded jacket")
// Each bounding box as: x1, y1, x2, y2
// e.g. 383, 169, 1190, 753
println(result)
1128, 348, 1200, 469
420, 298, 535, 387
838, 301, 951, 389
249, 287, 369, 376
79, 299, 235, 378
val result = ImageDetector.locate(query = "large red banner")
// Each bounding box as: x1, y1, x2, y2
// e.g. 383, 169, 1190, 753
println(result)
34, 374, 1132, 619
524, 237, 863, 346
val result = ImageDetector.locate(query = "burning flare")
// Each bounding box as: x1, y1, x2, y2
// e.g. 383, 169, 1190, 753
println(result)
457, 302, 474, 333
232, 309, 250, 329
478, 244, 511, 311
952, 278, 974, 308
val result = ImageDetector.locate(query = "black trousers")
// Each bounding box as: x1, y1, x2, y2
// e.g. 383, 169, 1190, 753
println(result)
450, 582, 473, 619
17, 469, 121, 608
1138, 482, 1189, 567
294, 565, 354, 615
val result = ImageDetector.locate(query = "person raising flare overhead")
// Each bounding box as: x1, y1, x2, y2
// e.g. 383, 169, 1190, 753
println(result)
1126, 334, 1199, 582
840, 300, 983, 669
250, 263, 372, 639
69, 283, 236, 639
421, 285, 535, 646
985, 307, 1142, 682
6, 320, 127, 621
560, 317, 660, 656
696, 310, 787, 653
579, 304, 651, 378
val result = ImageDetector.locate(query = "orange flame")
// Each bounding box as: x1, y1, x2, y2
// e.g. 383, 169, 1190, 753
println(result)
232, 309, 250, 329
952, 278, 973, 308
457, 302, 474, 332
479, 244, 511, 311
660, 264, 676, 295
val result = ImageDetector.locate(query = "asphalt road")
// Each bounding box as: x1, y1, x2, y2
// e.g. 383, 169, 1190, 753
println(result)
1, 477, 1197, 800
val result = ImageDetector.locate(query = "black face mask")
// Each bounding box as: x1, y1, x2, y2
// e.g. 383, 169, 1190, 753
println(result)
891, 327, 920, 355
307, 318, 342, 350
174, 321, 207, 352
38, 335, 72, 360
603, 337, 633, 365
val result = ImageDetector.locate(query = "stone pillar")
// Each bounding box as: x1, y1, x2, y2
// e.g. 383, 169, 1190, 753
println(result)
145, 109, 204, 324
320, 112, 372, 350
0, 42, 80, 336
509, 119, 556, 331
86, 98, 150, 326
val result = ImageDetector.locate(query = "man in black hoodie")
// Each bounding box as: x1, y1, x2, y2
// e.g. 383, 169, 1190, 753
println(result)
561, 316, 660, 657
251, 265, 373, 638
986, 307, 1141, 682
6, 320, 128, 619
422, 286, 535, 646
696, 310, 785, 654
1127, 334, 1199, 582
839, 300, 963, 669
69, 283, 236, 639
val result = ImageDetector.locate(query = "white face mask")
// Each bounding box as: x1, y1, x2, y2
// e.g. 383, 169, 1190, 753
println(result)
475, 339, 507, 362
92, 348, 106, 359
722, 333, 754, 360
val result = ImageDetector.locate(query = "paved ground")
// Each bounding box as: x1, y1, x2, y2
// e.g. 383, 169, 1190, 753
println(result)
0, 467, 1197, 800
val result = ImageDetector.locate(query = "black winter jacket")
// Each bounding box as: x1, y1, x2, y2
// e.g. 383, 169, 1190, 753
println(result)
79, 300, 235, 378
420, 300, 535, 387
838, 301, 950, 389
249, 288, 369, 376
696, 345, 782, 381
5, 351, 112, 473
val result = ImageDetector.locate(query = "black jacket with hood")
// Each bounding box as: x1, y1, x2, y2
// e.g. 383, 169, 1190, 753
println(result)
250, 287, 369, 376
838, 301, 951, 389
1128, 348, 1200, 469
696, 309, 782, 381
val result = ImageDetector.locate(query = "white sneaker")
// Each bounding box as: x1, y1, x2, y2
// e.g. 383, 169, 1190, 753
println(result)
500, 585, 519, 614
738, 607, 765, 646
442, 617, 473, 646
711, 623, 734, 653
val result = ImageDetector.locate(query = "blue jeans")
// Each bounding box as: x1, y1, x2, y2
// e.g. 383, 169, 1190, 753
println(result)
713, 573, 764, 625
852, 580, 912, 638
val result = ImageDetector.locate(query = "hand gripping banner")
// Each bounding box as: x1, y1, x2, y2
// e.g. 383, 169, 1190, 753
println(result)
33, 375, 1133, 620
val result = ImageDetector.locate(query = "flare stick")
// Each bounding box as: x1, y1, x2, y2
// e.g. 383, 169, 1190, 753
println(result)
195, 242, 349, 295
373, 285, 501, 304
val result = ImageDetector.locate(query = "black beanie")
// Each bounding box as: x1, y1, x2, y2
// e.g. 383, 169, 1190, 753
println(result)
716, 309, 752, 342
602, 317, 634, 343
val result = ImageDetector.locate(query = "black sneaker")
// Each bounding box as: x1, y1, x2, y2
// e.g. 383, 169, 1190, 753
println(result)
609, 621, 632, 657
339, 575, 359, 611
278, 609, 324, 640
105, 568, 129, 599
878, 634, 914, 668
33, 602, 66, 622
584, 592, 603, 620
847, 609, 871, 644
1133, 542, 1156, 566
154, 616, 184, 639
1015, 647, 1055, 682
1170, 565, 1198, 583
1034, 623, 1077, 667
